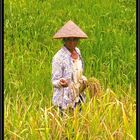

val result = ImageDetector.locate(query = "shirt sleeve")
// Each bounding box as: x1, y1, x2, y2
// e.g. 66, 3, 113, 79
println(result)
52, 57, 63, 88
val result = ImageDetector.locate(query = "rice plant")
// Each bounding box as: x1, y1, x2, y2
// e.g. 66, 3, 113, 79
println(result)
4, 0, 136, 139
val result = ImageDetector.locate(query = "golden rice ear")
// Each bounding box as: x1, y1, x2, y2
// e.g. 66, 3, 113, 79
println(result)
87, 77, 102, 98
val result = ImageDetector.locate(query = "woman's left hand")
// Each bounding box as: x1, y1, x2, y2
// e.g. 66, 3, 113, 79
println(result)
79, 78, 87, 92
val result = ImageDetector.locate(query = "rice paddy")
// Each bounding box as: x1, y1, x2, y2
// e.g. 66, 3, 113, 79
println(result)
4, 0, 136, 139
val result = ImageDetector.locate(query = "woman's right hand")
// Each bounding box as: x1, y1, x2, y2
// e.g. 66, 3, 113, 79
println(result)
59, 78, 68, 87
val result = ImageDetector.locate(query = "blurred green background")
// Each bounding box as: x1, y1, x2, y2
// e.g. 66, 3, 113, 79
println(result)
4, 0, 136, 139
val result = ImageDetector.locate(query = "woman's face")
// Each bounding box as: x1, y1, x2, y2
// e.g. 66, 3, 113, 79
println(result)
64, 38, 79, 51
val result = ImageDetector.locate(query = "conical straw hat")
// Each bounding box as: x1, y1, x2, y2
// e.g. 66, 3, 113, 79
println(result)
53, 20, 88, 39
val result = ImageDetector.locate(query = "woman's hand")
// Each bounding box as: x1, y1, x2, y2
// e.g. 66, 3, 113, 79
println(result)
59, 78, 69, 87
79, 76, 88, 92
80, 80, 87, 92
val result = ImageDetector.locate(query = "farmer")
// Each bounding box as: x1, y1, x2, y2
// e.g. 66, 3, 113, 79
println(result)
52, 20, 88, 114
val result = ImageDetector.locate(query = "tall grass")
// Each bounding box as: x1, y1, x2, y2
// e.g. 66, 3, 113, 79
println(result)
4, 0, 136, 139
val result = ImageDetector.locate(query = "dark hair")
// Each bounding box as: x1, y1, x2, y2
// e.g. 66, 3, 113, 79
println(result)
63, 38, 79, 42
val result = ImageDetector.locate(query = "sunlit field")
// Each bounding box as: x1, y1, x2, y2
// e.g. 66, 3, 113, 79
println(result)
4, 0, 136, 139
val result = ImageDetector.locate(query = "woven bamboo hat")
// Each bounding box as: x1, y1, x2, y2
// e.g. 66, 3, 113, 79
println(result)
53, 20, 88, 39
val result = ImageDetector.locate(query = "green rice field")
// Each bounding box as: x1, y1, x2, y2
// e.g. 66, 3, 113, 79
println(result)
4, 0, 136, 139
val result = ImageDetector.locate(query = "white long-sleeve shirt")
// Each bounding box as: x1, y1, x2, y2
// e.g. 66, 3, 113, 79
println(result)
52, 46, 86, 109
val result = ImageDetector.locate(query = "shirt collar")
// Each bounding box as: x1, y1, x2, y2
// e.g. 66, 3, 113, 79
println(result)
63, 46, 71, 56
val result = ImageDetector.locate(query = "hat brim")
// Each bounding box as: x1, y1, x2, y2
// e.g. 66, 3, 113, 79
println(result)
53, 36, 88, 39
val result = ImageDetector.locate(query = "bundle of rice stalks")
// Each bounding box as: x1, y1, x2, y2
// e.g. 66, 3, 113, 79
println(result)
82, 77, 102, 98
87, 77, 102, 98
70, 77, 102, 101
